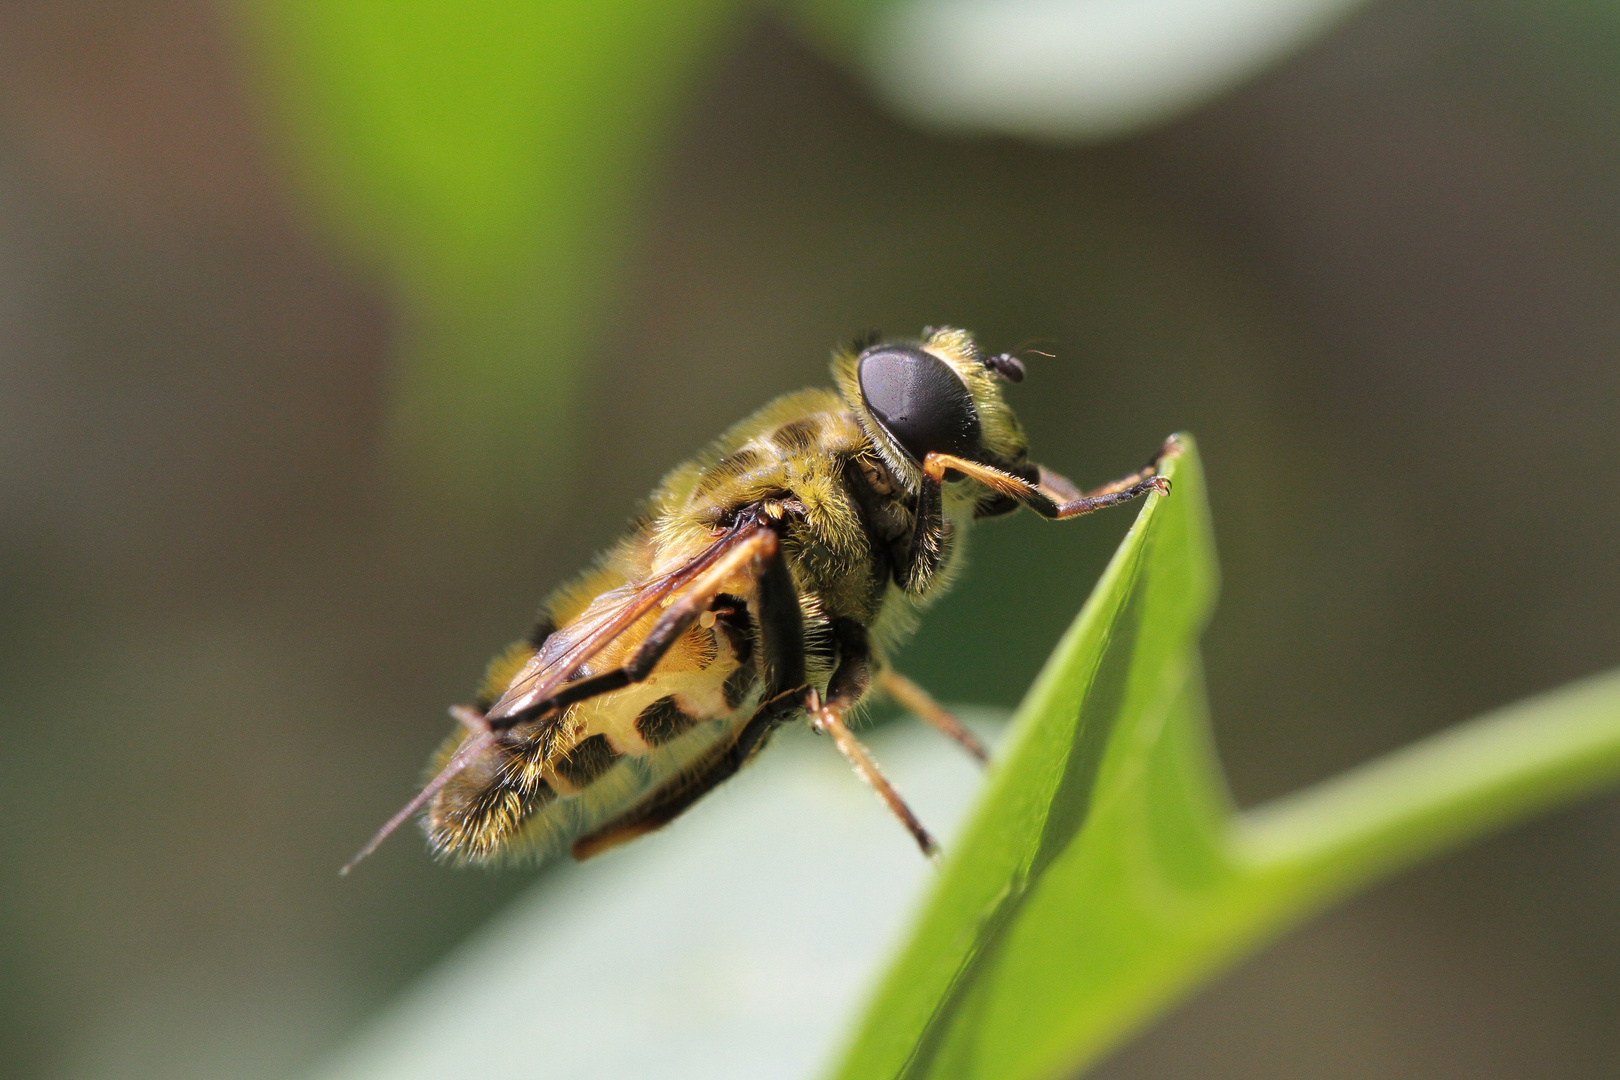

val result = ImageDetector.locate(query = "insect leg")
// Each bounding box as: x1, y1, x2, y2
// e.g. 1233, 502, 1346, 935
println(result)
339, 727, 497, 874
449, 704, 486, 732
808, 622, 939, 859
877, 668, 988, 764
491, 525, 780, 730
1073, 433, 1184, 499
1028, 470, 1168, 520
754, 520, 806, 694
922, 435, 1180, 521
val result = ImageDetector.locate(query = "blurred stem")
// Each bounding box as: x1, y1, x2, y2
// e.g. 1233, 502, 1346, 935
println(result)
1232, 667, 1620, 909
1070, 669, 1620, 1076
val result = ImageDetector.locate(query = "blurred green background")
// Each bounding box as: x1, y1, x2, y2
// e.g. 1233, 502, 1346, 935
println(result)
1, 1, 1619, 1077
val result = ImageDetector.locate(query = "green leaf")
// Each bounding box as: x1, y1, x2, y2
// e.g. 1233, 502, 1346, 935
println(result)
232, 0, 744, 517
828, 435, 1227, 1080
829, 435, 1620, 1080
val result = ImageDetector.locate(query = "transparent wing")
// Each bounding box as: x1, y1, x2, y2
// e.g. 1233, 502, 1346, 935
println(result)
341, 517, 766, 873
484, 517, 757, 725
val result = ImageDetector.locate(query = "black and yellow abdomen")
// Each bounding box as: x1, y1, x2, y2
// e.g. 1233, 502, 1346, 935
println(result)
423, 392, 891, 864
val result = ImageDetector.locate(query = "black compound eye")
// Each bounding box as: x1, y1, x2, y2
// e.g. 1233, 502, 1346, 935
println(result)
857, 344, 981, 462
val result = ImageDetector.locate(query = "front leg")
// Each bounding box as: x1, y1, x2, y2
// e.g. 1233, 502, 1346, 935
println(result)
1039, 434, 1181, 502
921, 435, 1180, 521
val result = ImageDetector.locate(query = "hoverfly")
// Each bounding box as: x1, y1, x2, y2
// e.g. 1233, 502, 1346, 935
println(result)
343, 328, 1177, 872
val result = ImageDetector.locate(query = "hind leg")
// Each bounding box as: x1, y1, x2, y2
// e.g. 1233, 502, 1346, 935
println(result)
808, 622, 939, 859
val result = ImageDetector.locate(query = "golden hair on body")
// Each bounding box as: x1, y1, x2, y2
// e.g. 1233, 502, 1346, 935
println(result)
343, 327, 1179, 872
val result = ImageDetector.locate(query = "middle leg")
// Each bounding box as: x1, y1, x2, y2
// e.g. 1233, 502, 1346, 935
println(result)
808, 621, 939, 859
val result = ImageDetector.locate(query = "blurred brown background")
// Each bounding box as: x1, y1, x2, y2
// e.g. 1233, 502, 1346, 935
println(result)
1, 1, 1618, 1078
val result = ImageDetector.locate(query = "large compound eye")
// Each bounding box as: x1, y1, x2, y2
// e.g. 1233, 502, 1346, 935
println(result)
857, 344, 980, 462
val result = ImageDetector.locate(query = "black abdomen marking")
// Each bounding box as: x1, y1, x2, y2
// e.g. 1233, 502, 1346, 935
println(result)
554, 734, 621, 787
636, 696, 699, 747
